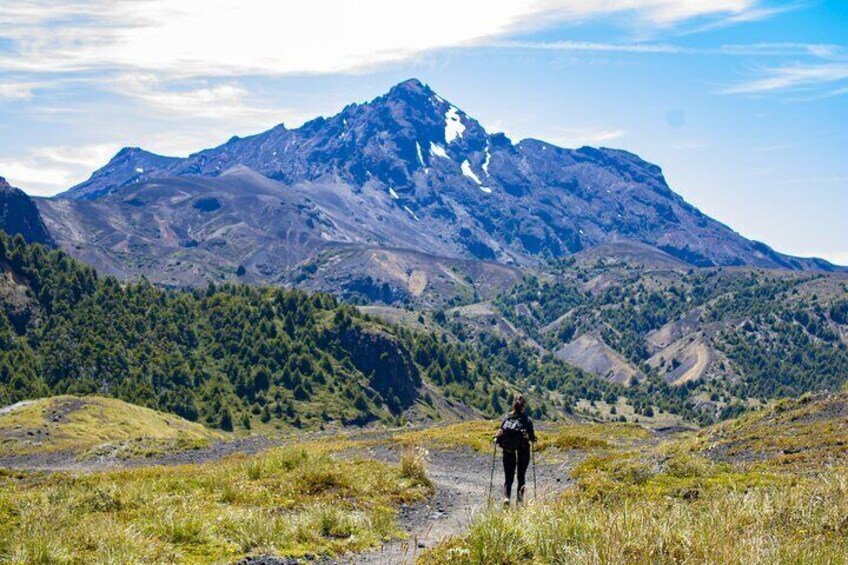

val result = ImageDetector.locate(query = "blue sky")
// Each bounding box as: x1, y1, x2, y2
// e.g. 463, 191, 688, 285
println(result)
0, 0, 845, 263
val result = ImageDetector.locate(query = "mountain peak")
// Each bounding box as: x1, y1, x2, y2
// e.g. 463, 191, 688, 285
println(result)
381, 78, 440, 110
61, 147, 181, 200
109, 147, 158, 163
391, 77, 428, 92
46, 81, 843, 273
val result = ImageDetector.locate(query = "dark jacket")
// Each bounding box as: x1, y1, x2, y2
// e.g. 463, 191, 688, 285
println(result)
499, 412, 537, 449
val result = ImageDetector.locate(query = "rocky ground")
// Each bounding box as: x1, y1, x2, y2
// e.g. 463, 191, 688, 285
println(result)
0, 435, 276, 472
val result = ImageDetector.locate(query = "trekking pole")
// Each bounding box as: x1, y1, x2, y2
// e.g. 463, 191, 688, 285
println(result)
532, 444, 537, 501
487, 440, 497, 506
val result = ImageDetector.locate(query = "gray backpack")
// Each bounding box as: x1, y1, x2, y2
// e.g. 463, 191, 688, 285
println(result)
499, 416, 527, 451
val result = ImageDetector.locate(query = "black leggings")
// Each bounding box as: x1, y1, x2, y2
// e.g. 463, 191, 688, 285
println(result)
503, 447, 530, 500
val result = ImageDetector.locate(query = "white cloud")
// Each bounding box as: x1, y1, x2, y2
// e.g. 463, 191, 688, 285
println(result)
719, 43, 844, 58
723, 63, 848, 94
492, 40, 683, 54
0, 82, 36, 100
542, 126, 627, 147
0, 0, 765, 78
112, 74, 284, 124
491, 40, 846, 58
0, 0, 804, 194
0, 144, 118, 195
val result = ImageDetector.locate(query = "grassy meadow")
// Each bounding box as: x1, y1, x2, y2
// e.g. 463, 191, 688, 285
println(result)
0, 439, 431, 564
393, 419, 651, 454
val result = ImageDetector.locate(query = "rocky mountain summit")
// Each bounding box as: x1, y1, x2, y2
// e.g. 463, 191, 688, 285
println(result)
0, 176, 54, 246
33, 79, 841, 301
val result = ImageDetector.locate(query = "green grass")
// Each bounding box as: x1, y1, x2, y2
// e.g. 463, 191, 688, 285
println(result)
0, 440, 430, 563
0, 396, 223, 457
393, 420, 501, 453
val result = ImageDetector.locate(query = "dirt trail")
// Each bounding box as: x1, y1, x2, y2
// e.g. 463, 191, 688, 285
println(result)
0, 436, 275, 472
339, 445, 578, 565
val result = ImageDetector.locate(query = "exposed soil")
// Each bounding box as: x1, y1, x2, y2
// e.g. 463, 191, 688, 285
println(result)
0, 435, 276, 472
47, 397, 86, 423
0, 397, 87, 452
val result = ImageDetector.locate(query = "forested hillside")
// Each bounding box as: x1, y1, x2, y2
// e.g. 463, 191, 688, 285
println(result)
0, 231, 481, 428
490, 259, 848, 418
0, 232, 718, 428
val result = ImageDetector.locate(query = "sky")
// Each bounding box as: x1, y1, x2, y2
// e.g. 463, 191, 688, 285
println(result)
0, 0, 845, 264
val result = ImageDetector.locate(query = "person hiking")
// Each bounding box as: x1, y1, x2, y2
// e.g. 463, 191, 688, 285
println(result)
494, 394, 536, 507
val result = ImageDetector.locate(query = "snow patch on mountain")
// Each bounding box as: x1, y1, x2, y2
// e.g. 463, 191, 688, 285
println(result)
479, 186, 492, 194
416, 142, 426, 168
444, 107, 465, 144
430, 142, 449, 160
461, 160, 482, 185
482, 146, 491, 176
389, 188, 399, 200
404, 206, 420, 221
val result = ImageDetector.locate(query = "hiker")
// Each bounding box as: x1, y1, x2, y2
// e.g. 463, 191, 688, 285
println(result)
495, 394, 536, 506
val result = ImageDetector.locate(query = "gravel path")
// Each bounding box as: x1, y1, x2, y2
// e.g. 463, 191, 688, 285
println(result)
337, 445, 579, 565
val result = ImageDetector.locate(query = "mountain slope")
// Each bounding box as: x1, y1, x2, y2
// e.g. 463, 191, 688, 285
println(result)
0, 176, 54, 245
46, 79, 839, 290
3, 231, 716, 428
38, 167, 523, 306
0, 230, 466, 427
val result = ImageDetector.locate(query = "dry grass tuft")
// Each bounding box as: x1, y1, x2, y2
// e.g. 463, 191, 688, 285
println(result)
399, 446, 431, 488
421, 467, 848, 565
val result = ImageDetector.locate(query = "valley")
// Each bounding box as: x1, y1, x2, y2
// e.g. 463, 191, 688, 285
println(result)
1, 80, 842, 428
